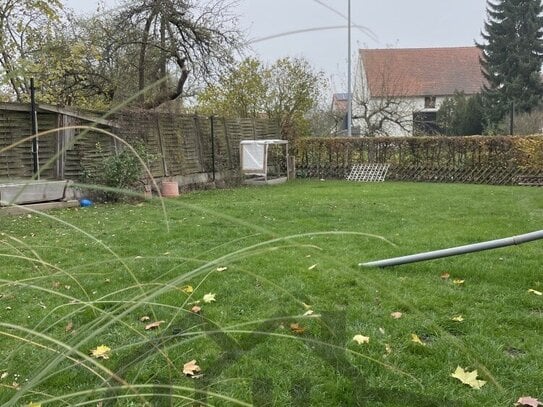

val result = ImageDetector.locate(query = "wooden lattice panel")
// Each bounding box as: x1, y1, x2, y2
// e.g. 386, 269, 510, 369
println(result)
346, 163, 390, 182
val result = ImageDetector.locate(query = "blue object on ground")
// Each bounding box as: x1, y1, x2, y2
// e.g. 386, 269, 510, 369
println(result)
80, 199, 93, 207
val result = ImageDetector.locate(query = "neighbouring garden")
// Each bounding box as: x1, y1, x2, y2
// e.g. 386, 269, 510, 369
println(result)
0, 180, 542, 406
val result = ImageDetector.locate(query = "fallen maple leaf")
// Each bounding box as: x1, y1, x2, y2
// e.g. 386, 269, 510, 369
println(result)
410, 333, 425, 346
450, 366, 486, 389
440, 272, 450, 280
183, 359, 201, 376
451, 315, 464, 322
145, 320, 165, 330
528, 289, 542, 296
516, 396, 541, 406
91, 345, 111, 359
453, 279, 465, 286
203, 293, 216, 303
390, 311, 403, 319
290, 323, 305, 334
352, 334, 370, 345
216, 266, 228, 272
191, 305, 202, 314
181, 285, 193, 294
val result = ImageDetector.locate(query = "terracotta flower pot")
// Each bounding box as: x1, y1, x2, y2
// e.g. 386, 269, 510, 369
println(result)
161, 181, 179, 197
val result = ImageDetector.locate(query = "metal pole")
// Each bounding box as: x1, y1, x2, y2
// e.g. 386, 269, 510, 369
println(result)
347, 0, 352, 137
30, 78, 39, 179
360, 230, 543, 268
210, 115, 215, 182
509, 101, 514, 136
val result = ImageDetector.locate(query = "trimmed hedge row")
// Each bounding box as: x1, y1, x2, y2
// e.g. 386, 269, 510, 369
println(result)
293, 135, 543, 184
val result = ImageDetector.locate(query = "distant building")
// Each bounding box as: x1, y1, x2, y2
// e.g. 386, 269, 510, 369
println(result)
353, 46, 485, 136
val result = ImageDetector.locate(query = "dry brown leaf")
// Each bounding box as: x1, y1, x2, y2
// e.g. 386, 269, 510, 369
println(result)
516, 396, 541, 406
390, 311, 403, 319
183, 359, 201, 376
145, 320, 165, 330
290, 323, 305, 334
440, 272, 450, 280
191, 305, 202, 314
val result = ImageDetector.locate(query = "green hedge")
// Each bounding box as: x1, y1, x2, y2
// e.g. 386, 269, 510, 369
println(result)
294, 135, 543, 171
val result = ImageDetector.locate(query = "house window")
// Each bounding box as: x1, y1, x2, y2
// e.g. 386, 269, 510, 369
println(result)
424, 96, 436, 109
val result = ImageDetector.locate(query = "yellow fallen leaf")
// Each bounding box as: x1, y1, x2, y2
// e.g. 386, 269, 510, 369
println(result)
91, 345, 111, 359
450, 366, 486, 389
411, 333, 425, 346
528, 289, 542, 296
441, 272, 450, 280
390, 311, 403, 319
307, 264, 317, 270
352, 334, 370, 345
183, 359, 201, 376
302, 302, 312, 310
181, 285, 193, 294
203, 293, 216, 303
453, 279, 465, 286
451, 315, 464, 322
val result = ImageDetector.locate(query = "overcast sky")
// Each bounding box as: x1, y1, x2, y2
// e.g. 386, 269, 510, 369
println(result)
64, 0, 488, 94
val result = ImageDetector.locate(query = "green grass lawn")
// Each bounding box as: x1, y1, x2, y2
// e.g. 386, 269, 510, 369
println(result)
0, 180, 542, 406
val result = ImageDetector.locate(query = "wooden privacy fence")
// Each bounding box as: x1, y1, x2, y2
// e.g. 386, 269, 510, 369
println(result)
0, 103, 280, 183
294, 136, 543, 185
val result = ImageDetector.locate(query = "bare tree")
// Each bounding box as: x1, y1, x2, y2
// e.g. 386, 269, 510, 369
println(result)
352, 57, 416, 136
115, 0, 242, 109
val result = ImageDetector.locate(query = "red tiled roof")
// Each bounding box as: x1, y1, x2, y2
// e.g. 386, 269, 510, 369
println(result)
360, 47, 485, 97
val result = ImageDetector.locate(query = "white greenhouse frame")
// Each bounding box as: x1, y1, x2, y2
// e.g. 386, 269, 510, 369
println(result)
240, 139, 289, 184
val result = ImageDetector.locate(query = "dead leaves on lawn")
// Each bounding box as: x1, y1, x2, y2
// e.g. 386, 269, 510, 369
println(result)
450, 366, 486, 389
516, 396, 542, 407
183, 359, 202, 378
90, 345, 111, 360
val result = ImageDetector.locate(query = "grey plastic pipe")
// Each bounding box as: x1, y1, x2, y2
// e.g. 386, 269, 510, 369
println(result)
360, 230, 543, 268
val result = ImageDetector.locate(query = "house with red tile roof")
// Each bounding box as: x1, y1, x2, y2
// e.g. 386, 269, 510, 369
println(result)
353, 46, 485, 136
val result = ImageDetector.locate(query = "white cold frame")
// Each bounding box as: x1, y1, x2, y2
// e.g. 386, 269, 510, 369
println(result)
240, 139, 289, 184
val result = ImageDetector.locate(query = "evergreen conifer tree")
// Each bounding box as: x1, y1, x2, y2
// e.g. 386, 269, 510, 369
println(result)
477, 0, 543, 128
